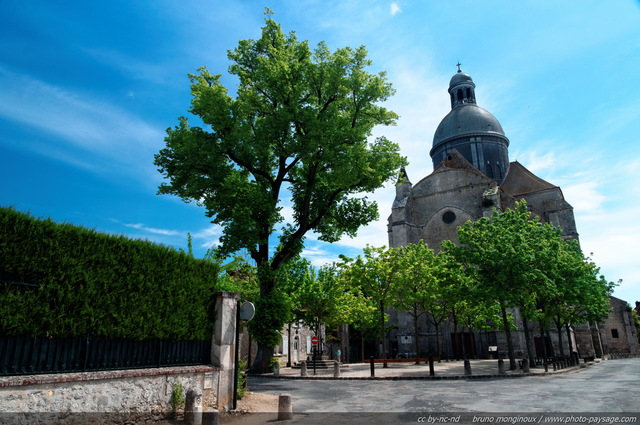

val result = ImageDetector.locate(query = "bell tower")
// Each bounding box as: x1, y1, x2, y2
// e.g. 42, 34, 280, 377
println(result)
430, 66, 510, 184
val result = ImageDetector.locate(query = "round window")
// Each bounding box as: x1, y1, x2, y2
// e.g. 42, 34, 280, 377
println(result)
442, 211, 456, 224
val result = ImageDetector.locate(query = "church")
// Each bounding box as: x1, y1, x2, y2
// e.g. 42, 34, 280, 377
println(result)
385, 67, 639, 361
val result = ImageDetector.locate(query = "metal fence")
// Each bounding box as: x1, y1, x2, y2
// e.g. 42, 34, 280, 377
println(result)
0, 335, 211, 376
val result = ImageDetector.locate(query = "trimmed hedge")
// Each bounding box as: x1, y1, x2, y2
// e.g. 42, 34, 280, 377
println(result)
0, 207, 220, 340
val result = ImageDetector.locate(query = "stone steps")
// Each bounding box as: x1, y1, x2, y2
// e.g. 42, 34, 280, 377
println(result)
291, 360, 338, 369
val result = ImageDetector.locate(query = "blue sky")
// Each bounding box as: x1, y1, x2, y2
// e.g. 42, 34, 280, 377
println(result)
1, 1, 639, 303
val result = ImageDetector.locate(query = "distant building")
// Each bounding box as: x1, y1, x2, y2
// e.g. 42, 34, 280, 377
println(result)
385, 68, 638, 361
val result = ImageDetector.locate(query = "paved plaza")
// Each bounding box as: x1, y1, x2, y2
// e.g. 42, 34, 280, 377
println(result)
218, 358, 640, 424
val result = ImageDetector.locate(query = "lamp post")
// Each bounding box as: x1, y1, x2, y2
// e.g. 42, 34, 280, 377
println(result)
233, 301, 255, 410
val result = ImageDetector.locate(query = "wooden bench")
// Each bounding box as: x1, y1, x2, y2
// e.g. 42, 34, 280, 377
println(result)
369, 357, 440, 364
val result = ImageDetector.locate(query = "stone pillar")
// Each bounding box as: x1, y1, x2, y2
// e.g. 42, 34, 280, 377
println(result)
464, 359, 472, 376
333, 360, 341, 378
301, 361, 308, 377
522, 358, 530, 373
277, 394, 293, 421
185, 389, 203, 425
211, 291, 239, 412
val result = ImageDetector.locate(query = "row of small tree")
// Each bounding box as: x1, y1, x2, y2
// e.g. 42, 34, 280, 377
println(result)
215, 201, 615, 371
279, 201, 613, 368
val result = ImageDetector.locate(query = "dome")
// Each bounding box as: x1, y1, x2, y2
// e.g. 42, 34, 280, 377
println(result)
449, 71, 474, 88
432, 104, 505, 149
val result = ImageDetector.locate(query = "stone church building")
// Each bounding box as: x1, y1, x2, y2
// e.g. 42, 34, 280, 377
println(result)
386, 68, 639, 361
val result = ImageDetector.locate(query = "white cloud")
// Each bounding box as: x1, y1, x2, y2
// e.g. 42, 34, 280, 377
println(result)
390, 2, 401, 16
301, 245, 343, 268
511, 149, 557, 175
191, 225, 223, 250
0, 67, 163, 174
562, 181, 607, 216
123, 223, 181, 236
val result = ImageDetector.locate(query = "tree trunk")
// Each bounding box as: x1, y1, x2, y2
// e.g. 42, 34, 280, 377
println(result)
556, 321, 564, 357
500, 301, 517, 370
413, 308, 420, 364
522, 317, 535, 362
545, 330, 555, 357
252, 343, 273, 372
379, 300, 388, 367
541, 328, 548, 370
452, 314, 459, 360
287, 324, 292, 367
435, 322, 442, 360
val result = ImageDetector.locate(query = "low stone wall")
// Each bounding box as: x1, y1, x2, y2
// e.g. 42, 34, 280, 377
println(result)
0, 291, 240, 424
0, 365, 219, 424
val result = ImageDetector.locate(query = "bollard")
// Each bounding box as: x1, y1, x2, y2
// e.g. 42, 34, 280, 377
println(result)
429, 356, 435, 377
522, 358, 530, 373
185, 389, 203, 425
334, 360, 341, 378
498, 358, 506, 375
202, 409, 220, 425
464, 359, 472, 376
277, 393, 293, 421
370, 356, 375, 378
301, 361, 308, 377
273, 361, 280, 376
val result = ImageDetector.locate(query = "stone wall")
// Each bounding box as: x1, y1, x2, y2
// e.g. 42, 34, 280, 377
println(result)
0, 291, 239, 423
0, 366, 217, 424
599, 297, 640, 355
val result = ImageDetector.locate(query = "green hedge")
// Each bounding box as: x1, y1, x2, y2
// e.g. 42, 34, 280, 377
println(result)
0, 207, 220, 340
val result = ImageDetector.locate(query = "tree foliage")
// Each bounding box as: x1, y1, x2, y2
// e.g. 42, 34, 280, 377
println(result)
338, 246, 399, 360
444, 200, 614, 366
154, 15, 405, 369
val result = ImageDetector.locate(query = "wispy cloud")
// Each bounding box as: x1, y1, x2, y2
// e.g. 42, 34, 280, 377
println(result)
191, 225, 223, 250
0, 67, 163, 174
123, 223, 181, 236
390, 2, 401, 16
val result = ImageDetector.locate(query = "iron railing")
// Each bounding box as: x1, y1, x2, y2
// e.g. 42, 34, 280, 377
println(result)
0, 335, 211, 376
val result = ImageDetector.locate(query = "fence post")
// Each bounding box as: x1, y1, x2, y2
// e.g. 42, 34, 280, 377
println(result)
370, 356, 375, 377
429, 355, 435, 377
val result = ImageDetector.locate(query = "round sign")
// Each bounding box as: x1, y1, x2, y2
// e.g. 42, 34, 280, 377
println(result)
311, 336, 319, 345
239, 302, 255, 321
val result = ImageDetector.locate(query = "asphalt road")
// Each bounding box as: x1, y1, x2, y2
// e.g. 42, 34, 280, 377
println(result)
236, 358, 640, 424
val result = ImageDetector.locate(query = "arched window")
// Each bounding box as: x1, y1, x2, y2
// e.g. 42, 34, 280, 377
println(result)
457, 89, 463, 103
466, 88, 471, 99
486, 163, 494, 178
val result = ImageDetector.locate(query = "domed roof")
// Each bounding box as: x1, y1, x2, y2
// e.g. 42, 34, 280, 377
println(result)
432, 104, 506, 148
449, 71, 474, 88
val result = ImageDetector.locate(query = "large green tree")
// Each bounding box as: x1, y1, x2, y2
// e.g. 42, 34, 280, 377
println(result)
154, 16, 404, 370
444, 201, 561, 369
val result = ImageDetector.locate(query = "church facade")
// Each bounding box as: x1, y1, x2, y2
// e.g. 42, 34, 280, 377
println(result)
386, 68, 638, 361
